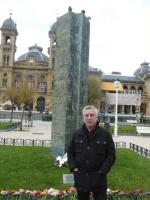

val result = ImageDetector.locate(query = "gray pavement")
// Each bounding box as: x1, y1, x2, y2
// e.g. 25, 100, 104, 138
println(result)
0, 120, 52, 140
0, 121, 150, 150
113, 135, 150, 149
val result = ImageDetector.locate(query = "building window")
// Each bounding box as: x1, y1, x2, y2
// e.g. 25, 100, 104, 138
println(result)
2, 73, 7, 87
38, 76, 47, 92
123, 86, 128, 94
14, 75, 22, 87
138, 87, 143, 95
3, 55, 9, 66
130, 86, 136, 94
27, 75, 34, 88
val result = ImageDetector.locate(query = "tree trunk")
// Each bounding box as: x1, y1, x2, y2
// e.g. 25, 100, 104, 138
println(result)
10, 104, 14, 123
20, 108, 25, 131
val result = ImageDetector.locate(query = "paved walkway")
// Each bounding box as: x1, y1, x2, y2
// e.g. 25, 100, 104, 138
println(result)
113, 135, 150, 149
0, 121, 150, 150
0, 121, 52, 140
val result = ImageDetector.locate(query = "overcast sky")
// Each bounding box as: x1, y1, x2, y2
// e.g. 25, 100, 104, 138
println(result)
0, 0, 150, 76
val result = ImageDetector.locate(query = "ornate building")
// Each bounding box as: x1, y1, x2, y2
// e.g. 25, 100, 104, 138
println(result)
0, 15, 53, 112
1, 13, 150, 118
98, 61, 150, 120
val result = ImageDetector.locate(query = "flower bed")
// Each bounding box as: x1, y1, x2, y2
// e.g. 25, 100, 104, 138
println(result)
0, 188, 150, 200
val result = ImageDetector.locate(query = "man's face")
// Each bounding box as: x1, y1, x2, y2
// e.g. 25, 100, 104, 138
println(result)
83, 108, 98, 130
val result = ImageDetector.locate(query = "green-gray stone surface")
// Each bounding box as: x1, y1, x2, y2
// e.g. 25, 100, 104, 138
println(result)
51, 8, 90, 157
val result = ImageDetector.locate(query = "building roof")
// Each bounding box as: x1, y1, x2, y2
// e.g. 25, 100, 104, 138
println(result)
101, 74, 144, 84
17, 44, 48, 62
134, 62, 150, 77
1, 16, 17, 30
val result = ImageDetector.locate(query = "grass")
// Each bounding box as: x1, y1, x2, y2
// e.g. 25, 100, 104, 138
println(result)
105, 125, 137, 135
108, 149, 150, 191
0, 146, 150, 191
0, 122, 16, 129
0, 146, 69, 189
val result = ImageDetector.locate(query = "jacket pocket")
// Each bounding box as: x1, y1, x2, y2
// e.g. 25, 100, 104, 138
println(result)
75, 140, 83, 153
96, 140, 106, 154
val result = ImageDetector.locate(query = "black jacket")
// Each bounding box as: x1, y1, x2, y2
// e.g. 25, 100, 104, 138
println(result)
67, 123, 116, 192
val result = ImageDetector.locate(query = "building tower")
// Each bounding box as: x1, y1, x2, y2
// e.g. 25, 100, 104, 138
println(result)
0, 14, 18, 67
0, 14, 18, 89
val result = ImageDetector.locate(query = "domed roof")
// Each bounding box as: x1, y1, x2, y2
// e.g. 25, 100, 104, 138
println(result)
1, 16, 16, 30
17, 44, 48, 62
134, 62, 150, 76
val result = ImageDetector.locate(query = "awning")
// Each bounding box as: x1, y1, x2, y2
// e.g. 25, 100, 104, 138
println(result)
101, 81, 123, 92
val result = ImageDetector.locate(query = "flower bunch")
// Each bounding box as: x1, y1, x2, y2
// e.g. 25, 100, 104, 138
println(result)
0, 187, 76, 197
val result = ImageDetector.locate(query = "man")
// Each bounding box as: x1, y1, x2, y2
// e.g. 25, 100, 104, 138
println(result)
67, 105, 116, 200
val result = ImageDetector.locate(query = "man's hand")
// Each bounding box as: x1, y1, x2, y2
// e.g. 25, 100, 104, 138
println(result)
73, 168, 78, 172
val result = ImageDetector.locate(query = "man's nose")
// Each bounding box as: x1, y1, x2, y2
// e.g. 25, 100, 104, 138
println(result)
87, 115, 91, 119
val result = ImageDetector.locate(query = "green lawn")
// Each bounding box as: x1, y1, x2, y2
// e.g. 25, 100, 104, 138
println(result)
0, 121, 16, 129
0, 146, 150, 191
108, 125, 137, 135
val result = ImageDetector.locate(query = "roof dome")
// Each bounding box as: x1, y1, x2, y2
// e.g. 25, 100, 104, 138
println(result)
1, 16, 16, 30
17, 44, 48, 62
134, 62, 150, 76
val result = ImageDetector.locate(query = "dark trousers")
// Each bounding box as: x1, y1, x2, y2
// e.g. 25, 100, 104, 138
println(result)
77, 190, 107, 200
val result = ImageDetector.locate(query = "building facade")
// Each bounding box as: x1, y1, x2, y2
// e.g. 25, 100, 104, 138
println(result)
99, 62, 150, 119
0, 15, 53, 112
1, 13, 150, 118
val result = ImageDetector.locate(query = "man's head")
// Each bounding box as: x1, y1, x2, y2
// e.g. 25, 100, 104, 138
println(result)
82, 105, 98, 130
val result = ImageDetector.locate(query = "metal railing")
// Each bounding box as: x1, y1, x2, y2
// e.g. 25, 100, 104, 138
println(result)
115, 141, 127, 148
0, 138, 51, 147
130, 143, 150, 158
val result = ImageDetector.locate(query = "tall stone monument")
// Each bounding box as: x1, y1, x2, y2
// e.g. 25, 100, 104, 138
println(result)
50, 7, 90, 157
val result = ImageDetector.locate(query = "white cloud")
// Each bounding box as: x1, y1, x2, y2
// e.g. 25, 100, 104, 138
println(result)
0, 0, 150, 75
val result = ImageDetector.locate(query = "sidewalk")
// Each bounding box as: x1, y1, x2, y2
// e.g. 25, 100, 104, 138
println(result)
113, 135, 150, 149
0, 120, 52, 140
0, 121, 150, 150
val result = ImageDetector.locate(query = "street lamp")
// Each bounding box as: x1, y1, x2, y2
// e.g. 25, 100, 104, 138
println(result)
114, 81, 121, 137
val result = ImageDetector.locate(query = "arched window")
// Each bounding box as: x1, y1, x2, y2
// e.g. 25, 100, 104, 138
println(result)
14, 74, 22, 87
2, 73, 7, 87
123, 86, 128, 94
138, 87, 143, 95
37, 96, 45, 112
5, 36, 11, 43
130, 86, 136, 94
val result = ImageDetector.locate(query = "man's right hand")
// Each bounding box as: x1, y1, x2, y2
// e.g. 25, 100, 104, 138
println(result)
73, 168, 78, 172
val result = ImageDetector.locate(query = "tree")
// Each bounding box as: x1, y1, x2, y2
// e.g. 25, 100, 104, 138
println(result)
17, 81, 34, 131
88, 75, 101, 109
5, 87, 18, 122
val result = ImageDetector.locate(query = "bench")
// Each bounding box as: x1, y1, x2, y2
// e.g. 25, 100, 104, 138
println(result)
136, 126, 150, 136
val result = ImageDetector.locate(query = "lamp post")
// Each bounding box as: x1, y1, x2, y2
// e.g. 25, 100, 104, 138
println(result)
114, 81, 121, 137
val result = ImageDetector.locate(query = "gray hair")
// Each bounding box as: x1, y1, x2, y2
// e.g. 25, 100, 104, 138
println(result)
82, 105, 98, 116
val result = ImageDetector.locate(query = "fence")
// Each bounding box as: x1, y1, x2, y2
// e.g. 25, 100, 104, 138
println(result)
130, 143, 150, 158
0, 138, 51, 147
115, 141, 126, 148
0, 139, 127, 148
